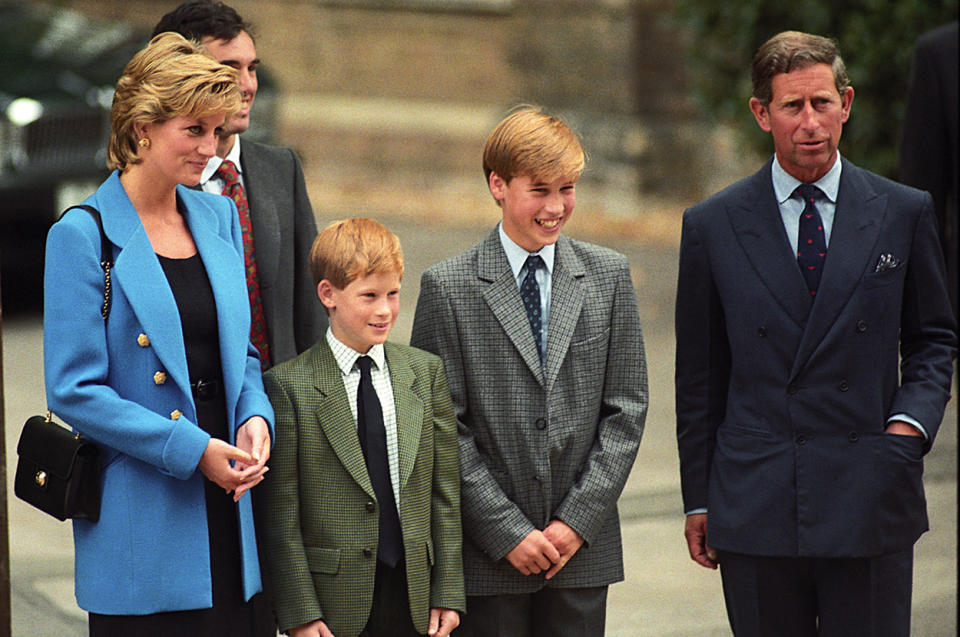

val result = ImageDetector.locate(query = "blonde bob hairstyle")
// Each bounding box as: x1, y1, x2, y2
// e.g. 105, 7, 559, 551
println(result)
482, 105, 585, 186
108, 32, 241, 171
310, 218, 405, 292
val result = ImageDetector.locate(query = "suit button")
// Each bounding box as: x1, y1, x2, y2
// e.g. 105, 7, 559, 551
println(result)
848, 431, 860, 442
154, 371, 167, 385
856, 320, 867, 333
366, 501, 376, 513
839, 382, 849, 392
137, 333, 150, 347
787, 383, 798, 395
363, 547, 373, 558
757, 326, 767, 337
170, 409, 182, 420
795, 434, 806, 445
535, 418, 547, 430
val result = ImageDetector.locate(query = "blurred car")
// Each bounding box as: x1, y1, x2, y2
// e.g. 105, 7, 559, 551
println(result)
0, 1, 276, 311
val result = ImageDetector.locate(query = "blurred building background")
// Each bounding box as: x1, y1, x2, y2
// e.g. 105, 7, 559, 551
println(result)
56, 0, 743, 243
5, 0, 956, 274
1, 3, 957, 634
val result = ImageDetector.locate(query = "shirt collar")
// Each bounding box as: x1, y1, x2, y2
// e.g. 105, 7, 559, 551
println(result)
772, 152, 842, 205
200, 136, 243, 185
497, 222, 556, 279
326, 327, 386, 374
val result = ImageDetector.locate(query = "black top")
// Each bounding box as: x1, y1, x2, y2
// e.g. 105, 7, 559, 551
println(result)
157, 253, 222, 386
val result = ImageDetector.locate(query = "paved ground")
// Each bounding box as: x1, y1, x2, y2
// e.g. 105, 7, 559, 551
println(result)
2, 212, 956, 635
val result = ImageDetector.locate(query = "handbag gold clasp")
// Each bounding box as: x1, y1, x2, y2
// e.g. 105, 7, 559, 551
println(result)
35, 471, 47, 487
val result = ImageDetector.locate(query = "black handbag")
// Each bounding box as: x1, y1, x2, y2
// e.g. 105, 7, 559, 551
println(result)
14, 205, 110, 522
14, 414, 101, 522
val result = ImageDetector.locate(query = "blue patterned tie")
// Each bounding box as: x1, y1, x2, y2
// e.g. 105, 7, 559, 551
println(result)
520, 255, 544, 362
796, 184, 827, 296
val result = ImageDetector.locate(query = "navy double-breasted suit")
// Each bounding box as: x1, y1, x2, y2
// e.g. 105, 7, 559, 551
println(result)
44, 171, 274, 614
675, 157, 956, 559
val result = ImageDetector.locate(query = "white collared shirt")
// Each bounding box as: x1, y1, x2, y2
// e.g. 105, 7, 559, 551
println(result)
200, 136, 244, 194
498, 222, 554, 359
326, 329, 402, 512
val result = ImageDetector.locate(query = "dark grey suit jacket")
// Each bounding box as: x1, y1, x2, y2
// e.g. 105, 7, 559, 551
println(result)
676, 158, 957, 558
240, 139, 326, 366
411, 229, 647, 595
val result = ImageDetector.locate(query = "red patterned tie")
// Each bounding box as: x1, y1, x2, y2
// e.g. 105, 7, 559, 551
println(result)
217, 159, 271, 370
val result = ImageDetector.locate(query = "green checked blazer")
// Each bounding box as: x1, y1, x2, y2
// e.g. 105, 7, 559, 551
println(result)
257, 339, 464, 636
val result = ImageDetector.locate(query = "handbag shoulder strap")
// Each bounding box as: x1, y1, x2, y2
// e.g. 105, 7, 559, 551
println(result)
60, 204, 112, 321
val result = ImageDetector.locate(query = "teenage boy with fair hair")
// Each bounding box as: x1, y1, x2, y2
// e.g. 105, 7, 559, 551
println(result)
411, 107, 648, 637
256, 218, 464, 637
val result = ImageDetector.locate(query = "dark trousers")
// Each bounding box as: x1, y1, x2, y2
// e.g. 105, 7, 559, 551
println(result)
457, 586, 608, 637
361, 560, 421, 637
718, 547, 914, 637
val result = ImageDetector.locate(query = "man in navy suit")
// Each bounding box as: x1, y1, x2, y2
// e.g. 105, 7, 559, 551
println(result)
675, 31, 956, 636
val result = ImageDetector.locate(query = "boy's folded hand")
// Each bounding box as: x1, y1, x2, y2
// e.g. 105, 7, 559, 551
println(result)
505, 529, 561, 575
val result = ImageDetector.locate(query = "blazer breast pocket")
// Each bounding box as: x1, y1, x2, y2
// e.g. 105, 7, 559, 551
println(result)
569, 326, 610, 349
862, 267, 902, 290
567, 327, 610, 382
306, 546, 341, 575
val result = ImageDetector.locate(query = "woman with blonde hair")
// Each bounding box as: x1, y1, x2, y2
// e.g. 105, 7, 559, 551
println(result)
43, 32, 275, 636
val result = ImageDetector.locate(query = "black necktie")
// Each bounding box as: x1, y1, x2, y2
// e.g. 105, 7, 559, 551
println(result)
520, 255, 544, 362
796, 184, 827, 296
356, 356, 402, 566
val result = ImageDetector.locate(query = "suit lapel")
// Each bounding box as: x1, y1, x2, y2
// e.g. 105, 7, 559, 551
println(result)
727, 161, 812, 329
97, 174, 192, 402
312, 339, 376, 498
792, 161, 885, 376
385, 343, 425, 496
544, 237, 585, 390
239, 142, 280, 289
478, 230, 545, 384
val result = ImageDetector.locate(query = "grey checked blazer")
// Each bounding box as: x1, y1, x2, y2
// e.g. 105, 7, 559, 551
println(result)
411, 228, 648, 595
240, 140, 327, 366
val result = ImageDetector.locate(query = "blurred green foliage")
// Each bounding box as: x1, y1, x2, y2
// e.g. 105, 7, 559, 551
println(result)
672, 1, 958, 178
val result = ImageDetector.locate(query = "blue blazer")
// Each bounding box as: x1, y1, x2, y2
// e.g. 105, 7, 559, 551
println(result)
675, 158, 956, 558
43, 171, 275, 614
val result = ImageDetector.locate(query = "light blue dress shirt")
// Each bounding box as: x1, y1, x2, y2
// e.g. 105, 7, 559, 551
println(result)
772, 152, 840, 254
498, 222, 554, 362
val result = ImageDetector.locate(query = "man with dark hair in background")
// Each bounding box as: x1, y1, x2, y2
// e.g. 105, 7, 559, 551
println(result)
154, 1, 325, 371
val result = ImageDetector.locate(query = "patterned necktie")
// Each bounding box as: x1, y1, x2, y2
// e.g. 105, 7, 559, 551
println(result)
520, 254, 545, 362
217, 160, 271, 370
796, 184, 827, 296
356, 356, 403, 567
